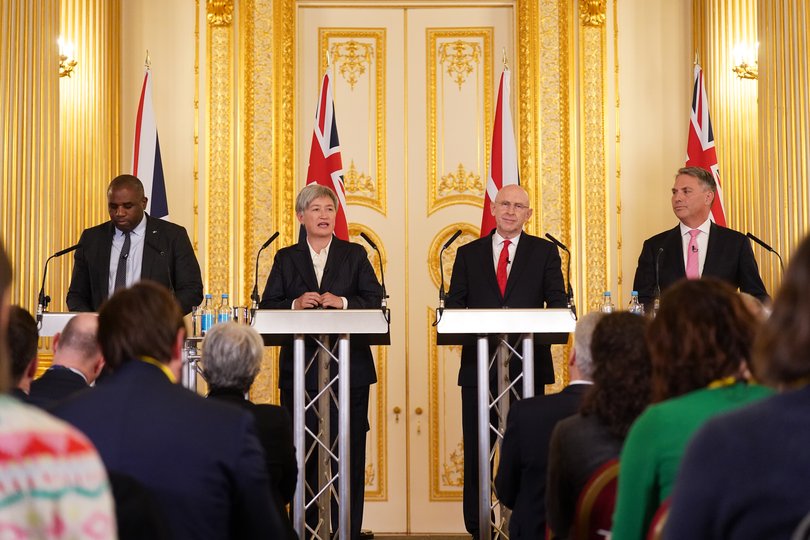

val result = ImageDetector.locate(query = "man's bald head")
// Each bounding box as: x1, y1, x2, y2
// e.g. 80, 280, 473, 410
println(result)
54, 313, 104, 382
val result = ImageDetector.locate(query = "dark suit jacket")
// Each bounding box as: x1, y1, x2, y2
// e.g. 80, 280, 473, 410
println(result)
494, 384, 590, 540
446, 232, 568, 386
54, 360, 286, 540
66, 215, 203, 314
29, 366, 89, 410
633, 222, 769, 307
207, 388, 297, 503
259, 235, 382, 389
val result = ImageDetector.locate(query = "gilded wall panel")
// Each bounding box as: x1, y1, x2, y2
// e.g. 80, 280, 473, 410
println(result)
349, 224, 387, 499
426, 29, 493, 215
320, 29, 387, 215
428, 224, 480, 289
206, 9, 234, 298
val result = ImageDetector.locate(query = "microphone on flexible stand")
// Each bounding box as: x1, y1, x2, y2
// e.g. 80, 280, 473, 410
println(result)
251, 232, 280, 318
435, 229, 462, 325
37, 244, 80, 327
747, 232, 785, 274
653, 247, 664, 316
360, 232, 389, 321
545, 233, 577, 320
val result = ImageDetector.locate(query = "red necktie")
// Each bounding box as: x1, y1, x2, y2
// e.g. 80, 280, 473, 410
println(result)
497, 239, 511, 296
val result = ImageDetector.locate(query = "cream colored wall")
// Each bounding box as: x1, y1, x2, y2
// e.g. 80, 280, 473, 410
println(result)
120, 0, 198, 251
616, 0, 692, 299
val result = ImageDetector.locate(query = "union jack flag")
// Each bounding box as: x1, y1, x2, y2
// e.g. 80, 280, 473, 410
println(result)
306, 68, 349, 240
686, 63, 726, 226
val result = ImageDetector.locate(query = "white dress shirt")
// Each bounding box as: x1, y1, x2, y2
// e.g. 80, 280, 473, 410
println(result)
491, 231, 521, 277
108, 215, 147, 296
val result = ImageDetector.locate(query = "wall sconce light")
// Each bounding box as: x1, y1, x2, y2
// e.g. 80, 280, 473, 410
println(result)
732, 41, 758, 80
58, 37, 77, 78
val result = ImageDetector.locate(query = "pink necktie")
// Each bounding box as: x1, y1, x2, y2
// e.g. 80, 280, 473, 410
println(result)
686, 229, 700, 279
497, 239, 511, 296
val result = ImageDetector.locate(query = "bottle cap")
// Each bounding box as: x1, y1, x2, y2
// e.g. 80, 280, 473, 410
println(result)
205, 293, 212, 299
604, 291, 611, 296
222, 293, 228, 298
631, 290, 638, 295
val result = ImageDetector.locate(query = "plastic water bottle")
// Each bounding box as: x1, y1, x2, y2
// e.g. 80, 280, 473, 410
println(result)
601, 291, 614, 313
628, 291, 645, 316
200, 294, 214, 335
217, 294, 231, 324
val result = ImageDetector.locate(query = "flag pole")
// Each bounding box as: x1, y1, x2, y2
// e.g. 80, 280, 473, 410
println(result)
145, 49, 151, 71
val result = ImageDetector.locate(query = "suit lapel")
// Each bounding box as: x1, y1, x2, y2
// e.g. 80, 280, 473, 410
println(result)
99, 222, 115, 303
703, 222, 721, 276
663, 226, 685, 282
292, 237, 320, 292
321, 237, 348, 293
479, 235, 501, 300
141, 215, 159, 281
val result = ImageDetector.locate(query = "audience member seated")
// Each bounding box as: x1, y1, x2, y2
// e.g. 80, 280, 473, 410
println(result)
547, 312, 652, 539
0, 240, 116, 537
6, 305, 38, 401
665, 236, 810, 539
610, 278, 773, 540
29, 312, 104, 409
54, 281, 288, 539
202, 322, 297, 536
495, 312, 603, 539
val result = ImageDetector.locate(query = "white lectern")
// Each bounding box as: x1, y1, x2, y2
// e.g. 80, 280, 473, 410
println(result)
436, 308, 575, 540
252, 309, 389, 540
39, 312, 77, 337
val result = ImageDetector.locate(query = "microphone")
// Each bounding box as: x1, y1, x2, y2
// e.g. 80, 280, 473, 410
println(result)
251, 232, 280, 310
359, 232, 388, 312
545, 233, 576, 319
691, 245, 698, 253
747, 232, 785, 273
438, 229, 462, 313
654, 247, 664, 315
37, 244, 80, 325
144, 239, 173, 295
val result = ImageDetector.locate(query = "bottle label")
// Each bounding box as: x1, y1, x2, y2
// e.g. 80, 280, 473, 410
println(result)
201, 313, 214, 333
217, 312, 230, 324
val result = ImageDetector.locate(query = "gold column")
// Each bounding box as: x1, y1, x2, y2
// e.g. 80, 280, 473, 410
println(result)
0, 0, 60, 310
693, 0, 761, 278
758, 0, 810, 285
206, 0, 235, 298
57, 0, 121, 310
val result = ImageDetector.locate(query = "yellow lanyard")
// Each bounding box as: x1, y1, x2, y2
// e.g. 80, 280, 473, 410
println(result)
139, 355, 177, 384
707, 376, 739, 389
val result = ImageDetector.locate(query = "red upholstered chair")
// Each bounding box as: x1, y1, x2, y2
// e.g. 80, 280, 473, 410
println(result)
646, 498, 671, 540
571, 459, 619, 540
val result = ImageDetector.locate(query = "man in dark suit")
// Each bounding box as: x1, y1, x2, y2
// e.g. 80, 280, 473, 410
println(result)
29, 313, 104, 409
446, 183, 568, 538
55, 281, 287, 539
202, 321, 297, 538
260, 183, 382, 540
66, 174, 203, 314
633, 166, 768, 308
494, 312, 602, 540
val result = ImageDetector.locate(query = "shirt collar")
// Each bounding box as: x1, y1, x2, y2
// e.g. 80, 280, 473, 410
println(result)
493, 230, 522, 247
307, 236, 333, 258
114, 214, 147, 238
679, 217, 712, 236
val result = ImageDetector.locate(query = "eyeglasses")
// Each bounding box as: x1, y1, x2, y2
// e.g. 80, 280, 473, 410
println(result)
496, 201, 529, 211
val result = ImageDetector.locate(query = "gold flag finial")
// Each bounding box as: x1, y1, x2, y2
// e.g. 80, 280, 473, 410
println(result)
694, 51, 700, 66
145, 50, 151, 70
502, 47, 508, 70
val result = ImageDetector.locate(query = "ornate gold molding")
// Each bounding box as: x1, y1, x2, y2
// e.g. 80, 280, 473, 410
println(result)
427, 28, 493, 215
320, 29, 387, 216
579, 0, 607, 27
428, 224, 479, 289
207, 0, 234, 26
274, 0, 296, 251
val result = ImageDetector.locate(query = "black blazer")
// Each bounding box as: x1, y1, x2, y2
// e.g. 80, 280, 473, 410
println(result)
494, 384, 590, 540
66, 215, 203, 314
446, 232, 568, 386
29, 366, 89, 410
259, 235, 382, 389
54, 360, 287, 539
632, 222, 769, 307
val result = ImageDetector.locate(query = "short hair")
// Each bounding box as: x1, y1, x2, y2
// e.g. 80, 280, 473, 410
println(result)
57, 314, 100, 362
754, 235, 810, 385
201, 322, 263, 392
648, 278, 756, 401
107, 174, 145, 198
580, 312, 652, 438
572, 311, 605, 379
7, 305, 38, 385
0, 239, 12, 391
677, 166, 716, 194
98, 281, 185, 370
295, 184, 338, 214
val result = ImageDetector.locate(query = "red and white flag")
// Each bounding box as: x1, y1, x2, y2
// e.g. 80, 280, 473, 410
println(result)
133, 69, 169, 219
481, 68, 520, 237
686, 64, 726, 226
306, 68, 349, 240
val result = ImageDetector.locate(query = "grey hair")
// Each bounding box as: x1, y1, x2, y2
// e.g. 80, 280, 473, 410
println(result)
295, 184, 338, 214
573, 311, 605, 379
201, 322, 264, 392
677, 166, 716, 194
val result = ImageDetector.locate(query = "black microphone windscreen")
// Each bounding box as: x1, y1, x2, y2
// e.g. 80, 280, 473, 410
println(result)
443, 230, 462, 250
360, 232, 378, 250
